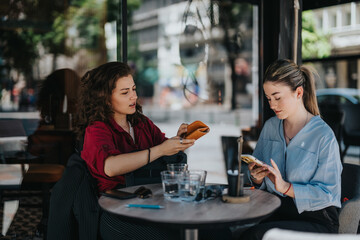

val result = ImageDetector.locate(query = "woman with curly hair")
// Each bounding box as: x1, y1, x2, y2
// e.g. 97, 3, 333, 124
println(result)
76, 61, 195, 239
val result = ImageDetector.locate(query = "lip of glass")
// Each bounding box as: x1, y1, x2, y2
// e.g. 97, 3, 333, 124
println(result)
185, 170, 207, 183
160, 170, 184, 177
166, 163, 188, 171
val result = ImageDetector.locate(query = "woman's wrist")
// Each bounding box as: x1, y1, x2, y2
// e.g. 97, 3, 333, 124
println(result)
283, 182, 292, 195
148, 145, 161, 162
250, 174, 262, 186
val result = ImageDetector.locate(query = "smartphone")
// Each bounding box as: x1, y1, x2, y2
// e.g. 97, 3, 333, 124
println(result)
102, 189, 137, 200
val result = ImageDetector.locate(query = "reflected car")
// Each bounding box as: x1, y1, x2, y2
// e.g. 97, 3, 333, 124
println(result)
316, 88, 360, 105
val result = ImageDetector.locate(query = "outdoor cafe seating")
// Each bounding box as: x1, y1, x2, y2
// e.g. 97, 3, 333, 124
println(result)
0, 118, 67, 238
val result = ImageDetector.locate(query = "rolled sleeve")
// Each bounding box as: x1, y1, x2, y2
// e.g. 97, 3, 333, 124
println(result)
81, 122, 125, 190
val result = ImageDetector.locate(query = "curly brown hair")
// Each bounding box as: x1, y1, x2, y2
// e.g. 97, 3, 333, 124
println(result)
75, 62, 146, 139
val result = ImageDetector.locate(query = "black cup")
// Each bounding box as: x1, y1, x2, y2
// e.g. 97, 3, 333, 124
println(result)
227, 171, 244, 197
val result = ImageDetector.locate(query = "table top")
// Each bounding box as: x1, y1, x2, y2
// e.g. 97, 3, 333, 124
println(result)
99, 183, 281, 229
0, 164, 29, 189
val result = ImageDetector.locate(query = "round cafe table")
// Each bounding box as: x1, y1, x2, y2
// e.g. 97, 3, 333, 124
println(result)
98, 183, 281, 240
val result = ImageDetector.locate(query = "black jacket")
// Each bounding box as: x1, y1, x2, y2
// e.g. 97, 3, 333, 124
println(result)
47, 153, 100, 240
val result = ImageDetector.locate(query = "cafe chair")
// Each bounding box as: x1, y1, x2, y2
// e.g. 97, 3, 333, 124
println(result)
221, 136, 251, 189
339, 197, 360, 234
339, 163, 360, 233
262, 228, 360, 240
221, 136, 239, 171
318, 103, 345, 158
341, 104, 360, 160
47, 152, 100, 240
27, 128, 77, 166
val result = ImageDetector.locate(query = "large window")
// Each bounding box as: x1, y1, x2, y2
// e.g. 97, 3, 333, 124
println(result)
0, 0, 120, 112
302, 2, 360, 90
129, 0, 259, 125
0, 0, 259, 128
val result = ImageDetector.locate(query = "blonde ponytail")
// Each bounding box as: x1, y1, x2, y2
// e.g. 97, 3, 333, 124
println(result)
300, 65, 320, 115
264, 59, 320, 116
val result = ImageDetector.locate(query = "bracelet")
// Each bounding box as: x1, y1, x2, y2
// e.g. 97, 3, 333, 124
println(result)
147, 148, 151, 164
283, 183, 292, 195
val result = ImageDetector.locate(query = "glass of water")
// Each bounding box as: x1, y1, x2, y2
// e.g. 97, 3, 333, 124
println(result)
178, 173, 201, 202
187, 170, 207, 197
167, 163, 188, 172
160, 170, 184, 201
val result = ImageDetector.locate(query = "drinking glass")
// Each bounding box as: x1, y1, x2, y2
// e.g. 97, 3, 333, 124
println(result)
160, 170, 184, 201
178, 173, 201, 202
167, 163, 188, 172
187, 170, 207, 197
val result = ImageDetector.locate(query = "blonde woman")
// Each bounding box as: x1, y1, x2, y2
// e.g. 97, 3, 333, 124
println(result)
241, 59, 342, 239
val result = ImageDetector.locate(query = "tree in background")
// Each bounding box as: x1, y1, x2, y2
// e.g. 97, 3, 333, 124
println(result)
302, 11, 331, 59
0, 0, 141, 90
0, 0, 131, 110
0, 0, 64, 88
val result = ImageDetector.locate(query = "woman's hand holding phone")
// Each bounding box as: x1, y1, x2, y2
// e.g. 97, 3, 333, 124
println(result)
248, 162, 269, 184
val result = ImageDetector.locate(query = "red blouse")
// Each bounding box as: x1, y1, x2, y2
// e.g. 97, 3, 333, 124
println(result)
81, 117, 167, 192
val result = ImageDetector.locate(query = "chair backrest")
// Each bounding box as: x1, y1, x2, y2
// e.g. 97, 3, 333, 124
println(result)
221, 136, 239, 171
27, 129, 77, 165
221, 136, 248, 172
339, 197, 360, 234
342, 104, 360, 133
319, 103, 345, 143
341, 163, 360, 201
263, 228, 360, 240
339, 163, 360, 233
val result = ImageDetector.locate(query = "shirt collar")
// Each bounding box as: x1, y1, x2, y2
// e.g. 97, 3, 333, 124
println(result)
109, 117, 126, 133
109, 116, 145, 132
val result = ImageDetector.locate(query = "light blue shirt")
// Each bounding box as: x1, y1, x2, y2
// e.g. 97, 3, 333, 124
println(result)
249, 115, 342, 213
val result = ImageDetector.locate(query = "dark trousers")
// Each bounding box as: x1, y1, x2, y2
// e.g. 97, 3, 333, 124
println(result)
100, 210, 181, 240
100, 209, 233, 240
239, 197, 339, 240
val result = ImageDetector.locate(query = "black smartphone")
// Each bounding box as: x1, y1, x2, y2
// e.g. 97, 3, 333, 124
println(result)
101, 189, 137, 200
